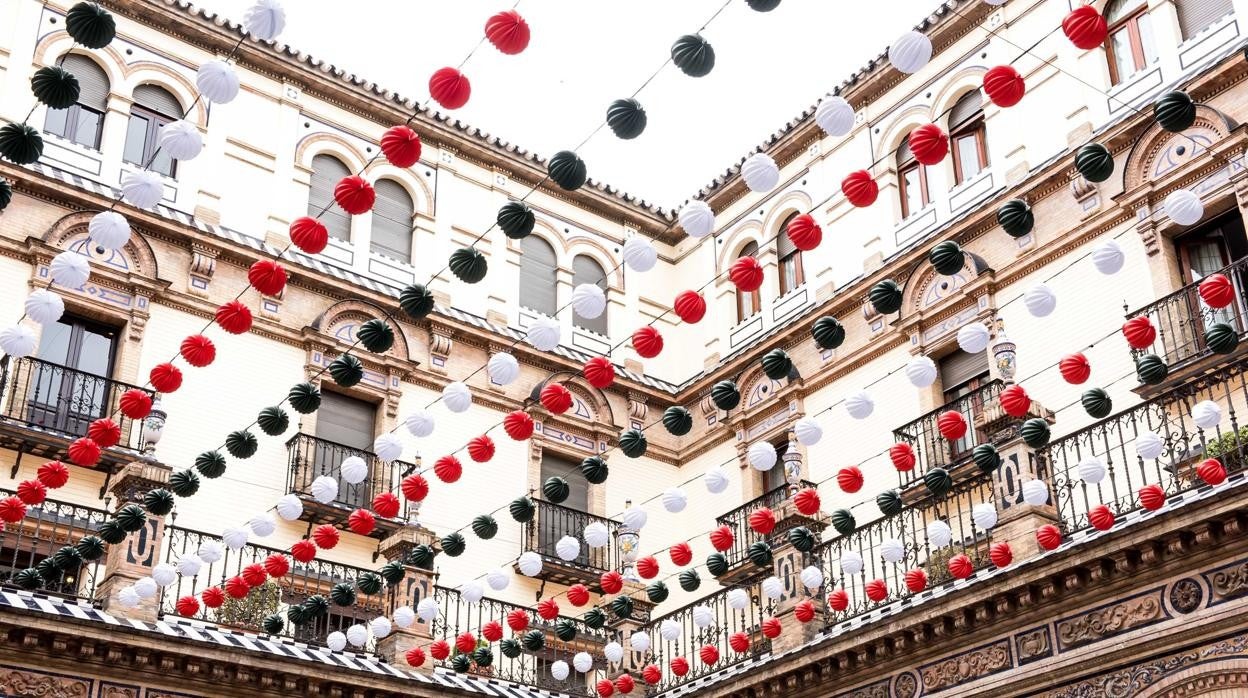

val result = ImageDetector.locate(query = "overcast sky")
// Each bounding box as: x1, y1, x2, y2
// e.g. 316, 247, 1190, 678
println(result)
195, 0, 940, 206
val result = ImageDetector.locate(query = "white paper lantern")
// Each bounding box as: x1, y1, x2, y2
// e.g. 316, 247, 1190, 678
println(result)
555, 535, 580, 561
486, 568, 510, 591
160, 120, 203, 161
176, 553, 202, 577
442, 382, 472, 413
741, 153, 780, 193
629, 632, 651, 653
571, 283, 607, 319
604, 641, 624, 664
927, 520, 952, 548
678, 200, 715, 239
880, 538, 905, 564
134, 576, 158, 599
583, 521, 610, 548
889, 30, 932, 73
727, 588, 749, 610
50, 251, 90, 288
573, 652, 593, 673
393, 606, 415, 628
705, 465, 730, 494
1092, 239, 1125, 275
222, 526, 249, 551
622, 236, 658, 273
373, 433, 403, 462
800, 565, 824, 590
1165, 188, 1203, 226
840, 550, 864, 576
370, 616, 392, 639
118, 586, 141, 608
660, 619, 681, 641
248, 512, 276, 538
983, 0, 1007, 5
310, 475, 339, 504
121, 169, 164, 209
1021, 479, 1049, 506
957, 323, 991, 354
404, 410, 436, 438
337, 456, 368, 486
662, 487, 688, 513
550, 660, 570, 681
1136, 431, 1164, 461
846, 390, 875, 420
906, 355, 938, 388
416, 597, 439, 622
346, 624, 368, 648
787, 417, 821, 448
487, 352, 519, 385
197, 539, 224, 564
1192, 400, 1222, 429
971, 503, 998, 530
88, 211, 130, 252
622, 505, 648, 530
460, 580, 484, 603
526, 316, 562, 351
761, 576, 783, 600
691, 605, 714, 628
0, 326, 36, 358
196, 59, 240, 104
1078, 457, 1106, 485
747, 441, 778, 472
243, 0, 286, 41
1024, 283, 1057, 318
518, 551, 543, 577
152, 562, 177, 587
276, 493, 303, 521
815, 96, 855, 137
327, 631, 347, 652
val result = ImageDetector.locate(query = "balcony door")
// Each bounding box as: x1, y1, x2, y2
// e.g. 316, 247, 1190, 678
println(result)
27, 315, 117, 436
313, 390, 377, 509
1176, 213, 1248, 355
938, 351, 990, 461
538, 452, 592, 567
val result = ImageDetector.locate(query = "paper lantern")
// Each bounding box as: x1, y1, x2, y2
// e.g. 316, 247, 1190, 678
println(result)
548, 150, 588, 191
1078, 457, 1107, 485
789, 488, 819, 518
999, 384, 1031, 419
1136, 431, 1164, 461
190, 61, 240, 108
623, 505, 648, 531
440, 381, 471, 413
673, 290, 707, 324
0, 325, 34, 360
247, 512, 276, 538
906, 355, 938, 388
66, 2, 117, 48
938, 410, 968, 441
730, 254, 764, 293
36, 461, 69, 490
1059, 352, 1091, 385
846, 390, 874, 419
66, 436, 100, 466
409, 598, 438, 624
555, 535, 580, 561
14, 479, 45, 507
1165, 188, 1203, 226
1062, 5, 1108, 50
1139, 483, 1166, 511
747, 441, 777, 472
886, 443, 915, 472
429, 67, 470, 110
268, 494, 301, 524
221, 525, 250, 552
574, 652, 594, 673
1136, 354, 1168, 386
1199, 457, 1227, 485
671, 34, 715, 77
622, 236, 657, 272
835, 466, 863, 494
1192, 400, 1222, 429
280, 218, 328, 256
972, 503, 998, 531
1025, 283, 1057, 317
679, 200, 715, 239
49, 251, 90, 288
160, 120, 203, 161
540, 383, 572, 414
604, 640, 625, 663
947, 553, 974, 580
1076, 143, 1115, 184
670, 542, 693, 566
1122, 316, 1156, 350
211, 300, 251, 336
632, 326, 664, 359
572, 283, 607, 320
335, 456, 366, 485
289, 540, 316, 563
1036, 524, 1063, 551
373, 433, 403, 462
927, 519, 952, 548
988, 541, 1013, 569
241, 0, 285, 40
889, 30, 932, 73
1199, 273, 1234, 309
869, 279, 903, 314
1207, 322, 1240, 354
246, 260, 286, 298
547, 660, 569, 682
816, 96, 855, 137
503, 411, 534, 441
983, 64, 1025, 107
629, 632, 651, 653
347, 509, 375, 536
880, 537, 905, 564
1089, 504, 1115, 531
709, 525, 735, 552
741, 153, 780, 193
729, 632, 749, 653
118, 169, 166, 210
485, 9, 529, 54
840, 169, 879, 208
840, 550, 864, 575
705, 465, 730, 493
909, 124, 948, 165
0, 123, 42, 165
957, 322, 990, 354
929, 240, 965, 276
1021, 479, 1049, 506
434, 454, 462, 484
606, 98, 647, 139
88, 211, 130, 252
863, 579, 888, 602
583, 520, 610, 548
661, 487, 688, 514
786, 214, 822, 251
1155, 90, 1197, 133
526, 316, 561, 351
400, 410, 434, 439
465, 434, 494, 464
758, 575, 782, 600
784, 418, 821, 450
309, 475, 339, 504
998, 199, 1034, 238
614, 674, 636, 695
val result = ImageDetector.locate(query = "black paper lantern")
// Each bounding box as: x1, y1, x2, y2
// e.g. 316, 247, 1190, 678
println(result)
706, 553, 729, 577
580, 456, 609, 484
170, 468, 200, 497
330, 582, 357, 606
928, 241, 964, 275
262, 613, 285, 635
53, 545, 82, 570
747, 541, 773, 567
787, 526, 816, 552
379, 560, 405, 584
441, 532, 466, 557
509, 496, 536, 523
746, 0, 782, 10
143, 488, 175, 516
678, 568, 701, 592
876, 490, 903, 517
973, 443, 1001, 473
610, 595, 634, 619
472, 647, 493, 667
1021, 418, 1051, 448
329, 354, 364, 387
997, 199, 1034, 238
711, 380, 741, 411
831, 508, 855, 535
399, 283, 435, 320
663, 406, 693, 436
923, 468, 953, 497
761, 348, 793, 380
0, 123, 44, 165
497, 201, 535, 239
36, 558, 60, 582
1206, 322, 1238, 354
225, 430, 258, 459
253, 406, 288, 436
0, 180, 11, 212
1081, 388, 1112, 418
671, 34, 715, 77
521, 629, 545, 652
1075, 143, 1114, 183
13, 568, 42, 590
289, 382, 321, 413
304, 594, 329, 617
548, 150, 587, 191
74, 535, 105, 561
66, 2, 117, 49
619, 429, 648, 458
31, 66, 80, 110
287, 603, 312, 626
410, 544, 436, 569
357, 571, 384, 595
500, 638, 523, 658
357, 319, 394, 353
583, 607, 607, 629
471, 514, 498, 540
606, 98, 647, 139
97, 519, 127, 544
811, 316, 846, 350
1154, 90, 1196, 133
195, 450, 226, 479
646, 580, 669, 603
449, 247, 488, 284
451, 654, 471, 673
869, 279, 903, 315
1135, 354, 1168, 385
542, 476, 570, 504
115, 504, 147, 533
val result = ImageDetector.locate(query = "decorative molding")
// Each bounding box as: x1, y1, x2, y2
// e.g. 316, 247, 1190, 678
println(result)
1205, 558, 1248, 605
1048, 632, 1248, 697
919, 639, 1012, 692
1015, 625, 1053, 665
1168, 577, 1204, 614
1056, 589, 1167, 651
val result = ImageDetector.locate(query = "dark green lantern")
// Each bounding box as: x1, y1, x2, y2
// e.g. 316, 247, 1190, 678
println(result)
711, 380, 741, 411
500, 638, 523, 658
583, 607, 607, 630
449, 247, 489, 283
831, 508, 855, 536
706, 553, 729, 577
286, 602, 313, 626
1135, 354, 1168, 385
66, 2, 117, 49
97, 519, 127, 544
225, 430, 258, 459
923, 468, 953, 497
74, 535, 105, 561
441, 532, 466, 557
1075, 143, 1114, 183
195, 450, 227, 478
357, 319, 394, 353
288, 382, 321, 413
761, 349, 793, 380
257, 406, 289, 436
31, 66, 80, 110
143, 488, 176, 516
356, 572, 384, 595
1154, 90, 1196, 133
787, 526, 816, 552
548, 151, 588, 191
972, 443, 1001, 473
409, 544, 436, 569
580, 456, 609, 484
663, 406, 693, 436
521, 629, 545, 652
53, 545, 82, 571
606, 98, 647, 140
812, 316, 846, 350
1206, 323, 1239, 354
542, 476, 570, 504
472, 647, 493, 667
554, 618, 578, 641
450, 654, 471, 673
1081, 388, 1112, 418
748, 541, 773, 567
304, 594, 329, 617
869, 279, 903, 315
36, 558, 60, 582
0, 123, 44, 165
876, 489, 903, 517
330, 582, 357, 606
678, 568, 701, 592
329, 354, 364, 387
646, 580, 669, 603
399, 283, 435, 320
0, 180, 11, 212
997, 199, 1034, 238
170, 468, 200, 497
1021, 418, 1051, 448
471, 514, 498, 540
13, 568, 42, 590
928, 241, 965, 276
610, 595, 634, 619
379, 560, 405, 584
671, 34, 715, 78
509, 496, 536, 523
619, 429, 648, 458
497, 201, 535, 239
262, 613, 285, 635
115, 504, 147, 533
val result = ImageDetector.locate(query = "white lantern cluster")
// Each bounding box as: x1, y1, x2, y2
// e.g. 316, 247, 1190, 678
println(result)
846, 390, 874, 419
761, 576, 784, 600
373, 433, 403, 462
1164, 188, 1203, 226
0, 325, 37, 358
692, 605, 714, 628
1136, 431, 1164, 460
340, 457, 368, 485
1092, 239, 1125, 275
442, 382, 472, 413
1024, 283, 1057, 318
243, 0, 287, 42
517, 551, 543, 577
89, 211, 131, 252
459, 580, 484, 603
678, 200, 715, 239
889, 31, 933, 73
957, 322, 991, 354
310, 475, 339, 504
815, 96, 855, 137
405, 410, 436, 438
198, 539, 224, 564
487, 352, 519, 385
50, 251, 90, 288
526, 316, 562, 351
741, 153, 780, 193
571, 284, 606, 319
276, 493, 303, 520
622, 505, 648, 530
905, 355, 938, 388
880, 538, 905, 564
840, 550, 864, 575
927, 520, 952, 548
800, 565, 824, 590
704, 465, 730, 494
604, 641, 624, 664
1192, 400, 1222, 429
661, 487, 688, 513
747, 441, 778, 471
622, 236, 657, 273
555, 535, 580, 561
584, 521, 610, 548
794, 416, 822, 446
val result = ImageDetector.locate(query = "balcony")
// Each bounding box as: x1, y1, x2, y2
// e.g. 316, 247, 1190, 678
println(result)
285, 433, 413, 539
714, 481, 816, 585
0, 356, 154, 479
892, 379, 1009, 488
644, 583, 774, 692
0, 488, 110, 605
520, 498, 620, 588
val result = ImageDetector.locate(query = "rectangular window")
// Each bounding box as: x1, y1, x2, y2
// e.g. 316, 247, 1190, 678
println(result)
540, 452, 588, 511
953, 130, 986, 184
311, 390, 377, 510
30, 315, 118, 437
123, 108, 175, 177
899, 164, 927, 219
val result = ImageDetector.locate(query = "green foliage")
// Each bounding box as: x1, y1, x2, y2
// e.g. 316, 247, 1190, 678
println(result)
1204, 426, 1248, 461
216, 580, 281, 629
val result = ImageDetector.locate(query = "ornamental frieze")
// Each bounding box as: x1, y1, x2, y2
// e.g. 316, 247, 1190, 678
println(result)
1055, 590, 1165, 651
1047, 631, 1248, 697
833, 678, 888, 698
0, 668, 91, 698
918, 639, 1012, 693
1205, 559, 1248, 604
1015, 626, 1052, 664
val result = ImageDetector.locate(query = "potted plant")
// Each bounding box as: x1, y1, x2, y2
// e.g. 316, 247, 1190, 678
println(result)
214, 580, 281, 633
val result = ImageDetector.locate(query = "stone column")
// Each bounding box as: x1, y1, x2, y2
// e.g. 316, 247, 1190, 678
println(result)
990, 404, 1060, 561
375, 526, 440, 672
95, 460, 171, 622
612, 585, 656, 676
767, 500, 825, 654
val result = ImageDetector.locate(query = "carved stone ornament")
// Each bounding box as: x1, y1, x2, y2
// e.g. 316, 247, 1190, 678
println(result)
893, 671, 918, 698
845, 679, 888, 698
1050, 632, 1248, 697
920, 640, 1011, 691
1, 669, 91, 698
1168, 578, 1203, 614
1016, 627, 1052, 663
1209, 561, 1248, 601
1056, 595, 1163, 650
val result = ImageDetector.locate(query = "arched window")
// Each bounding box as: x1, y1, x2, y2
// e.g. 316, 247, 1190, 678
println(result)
44, 54, 108, 150
735, 241, 761, 323
950, 91, 988, 185
897, 136, 929, 219
572, 254, 608, 335
371, 179, 414, 262
1105, 0, 1157, 85
777, 213, 804, 295
308, 155, 352, 241
124, 84, 183, 177
1176, 0, 1233, 41
520, 236, 558, 317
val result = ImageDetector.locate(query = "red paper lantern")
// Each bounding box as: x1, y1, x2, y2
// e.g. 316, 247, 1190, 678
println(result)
405, 647, 426, 667
290, 539, 317, 563
68, 437, 101, 467
908, 123, 948, 166
614, 674, 635, 695
670, 657, 690, 676
87, 418, 121, 448
761, 617, 782, 639
785, 214, 822, 251
795, 599, 816, 623
674, 290, 707, 324
16, 479, 46, 506
224, 575, 250, 599
710, 525, 735, 552
179, 334, 216, 368
485, 10, 530, 55
864, 579, 888, 602
200, 586, 225, 609
748, 507, 776, 535
455, 632, 477, 654
904, 568, 928, 593
348, 508, 376, 535
215, 299, 253, 334
503, 411, 535, 440
1122, 316, 1156, 349
380, 125, 422, 168
429, 67, 471, 110
482, 620, 503, 642
728, 632, 749, 653
990, 541, 1013, 568
567, 583, 590, 607
889, 442, 916, 471
596, 679, 615, 697
1198, 457, 1226, 485
642, 664, 662, 686
429, 639, 450, 661
793, 487, 820, 516
983, 65, 1026, 107
730, 256, 764, 292
289, 217, 329, 255
632, 326, 664, 359
1199, 273, 1234, 309
842, 169, 879, 207
947, 553, 973, 579
600, 570, 624, 594
175, 594, 200, 617
263, 553, 290, 578
583, 356, 616, 389
540, 383, 573, 415
669, 542, 692, 566
699, 644, 720, 666
247, 259, 287, 297
1062, 5, 1108, 50
37, 460, 70, 489
0, 496, 25, 523
241, 563, 268, 587
1036, 523, 1062, 550
999, 384, 1031, 418
1139, 483, 1166, 511
372, 491, 401, 518
434, 455, 462, 484
1060, 353, 1091, 384
636, 556, 659, 579
836, 466, 863, 494
149, 362, 183, 393
1089, 504, 1115, 531
506, 608, 530, 631
312, 524, 340, 549
334, 176, 375, 215
467, 434, 495, 463
401, 474, 429, 501
937, 410, 968, 441
118, 389, 153, 419
827, 589, 849, 611
537, 598, 560, 620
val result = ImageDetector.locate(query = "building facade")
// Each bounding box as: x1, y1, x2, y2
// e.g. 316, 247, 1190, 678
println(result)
1, 0, 1248, 696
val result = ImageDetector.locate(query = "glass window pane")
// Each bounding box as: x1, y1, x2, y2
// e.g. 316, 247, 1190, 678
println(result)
780, 255, 799, 293
956, 135, 983, 182
123, 115, 149, 165
34, 320, 72, 366
1137, 13, 1158, 65
75, 329, 113, 377
44, 108, 70, 139
151, 119, 174, 177
1110, 29, 1136, 80
73, 109, 102, 149
902, 168, 923, 216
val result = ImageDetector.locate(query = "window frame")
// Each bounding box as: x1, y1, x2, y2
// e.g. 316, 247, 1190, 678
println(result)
123, 103, 177, 178
45, 103, 105, 151
571, 254, 609, 336
369, 179, 415, 263
951, 116, 988, 186
735, 241, 762, 324
1105, 3, 1154, 85
519, 236, 560, 318
898, 160, 930, 220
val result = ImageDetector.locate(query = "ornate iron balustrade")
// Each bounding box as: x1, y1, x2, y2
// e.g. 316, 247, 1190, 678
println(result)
523, 498, 620, 577
714, 481, 816, 569
432, 583, 613, 696
158, 524, 392, 651
0, 488, 110, 604
892, 379, 1006, 487
285, 433, 413, 519
1037, 355, 1248, 534
1123, 255, 1248, 370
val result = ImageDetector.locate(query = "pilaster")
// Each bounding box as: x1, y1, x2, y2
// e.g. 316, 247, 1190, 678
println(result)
95, 459, 171, 622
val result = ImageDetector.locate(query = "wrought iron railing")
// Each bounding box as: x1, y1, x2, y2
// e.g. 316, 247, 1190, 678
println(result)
715, 481, 816, 569
1123, 256, 1248, 370
285, 433, 412, 517
0, 356, 153, 452
642, 584, 774, 692
524, 498, 620, 575
892, 379, 1006, 487
158, 524, 392, 650
1037, 355, 1248, 534
0, 489, 110, 603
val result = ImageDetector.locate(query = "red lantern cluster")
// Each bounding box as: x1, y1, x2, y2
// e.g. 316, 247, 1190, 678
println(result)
785, 214, 822, 251
289, 216, 329, 255
434, 455, 462, 483
836, 466, 863, 493
380, 125, 422, 168
215, 299, 253, 334
1122, 316, 1156, 350
983, 65, 1025, 108
503, 411, 535, 440
669, 542, 693, 566
247, 259, 288, 297
999, 384, 1031, 418
1062, 5, 1108, 50
179, 334, 216, 368
429, 67, 471, 110
467, 434, 495, 463
540, 383, 573, 414
729, 256, 764, 292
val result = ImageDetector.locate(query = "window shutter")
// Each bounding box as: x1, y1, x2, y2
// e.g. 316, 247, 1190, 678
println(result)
939, 349, 990, 390
520, 237, 558, 316
898, 137, 915, 166
777, 215, 798, 259
1106, 0, 1148, 23
60, 54, 109, 110
370, 179, 414, 262
572, 255, 608, 335
315, 390, 376, 450
308, 155, 352, 241
541, 452, 588, 511
949, 92, 982, 131
1177, 0, 1232, 40
133, 84, 184, 119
